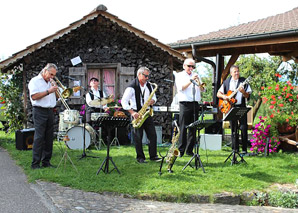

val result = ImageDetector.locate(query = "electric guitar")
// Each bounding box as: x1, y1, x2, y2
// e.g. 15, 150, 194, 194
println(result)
218, 76, 251, 114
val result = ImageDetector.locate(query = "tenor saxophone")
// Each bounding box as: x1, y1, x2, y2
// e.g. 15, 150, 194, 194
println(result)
131, 82, 158, 128
166, 120, 180, 173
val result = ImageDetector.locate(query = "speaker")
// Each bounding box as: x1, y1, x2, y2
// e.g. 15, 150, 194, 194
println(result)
15, 128, 35, 150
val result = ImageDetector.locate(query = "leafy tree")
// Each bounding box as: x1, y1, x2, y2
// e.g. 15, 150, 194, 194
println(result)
236, 55, 282, 120
0, 65, 25, 133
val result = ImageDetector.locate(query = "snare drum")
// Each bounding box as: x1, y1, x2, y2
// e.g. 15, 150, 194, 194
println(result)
63, 110, 80, 124
91, 112, 109, 121
66, 123, 96, 150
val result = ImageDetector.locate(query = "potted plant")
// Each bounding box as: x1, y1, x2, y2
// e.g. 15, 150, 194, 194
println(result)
260, 77, 298, 137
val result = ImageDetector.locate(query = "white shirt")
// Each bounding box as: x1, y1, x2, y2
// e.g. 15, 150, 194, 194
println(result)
28, 74, 56, 108
121, 82, 157, 111
175, 70, 202, 102
218, 78, 252, 105
86, 87, 108, 109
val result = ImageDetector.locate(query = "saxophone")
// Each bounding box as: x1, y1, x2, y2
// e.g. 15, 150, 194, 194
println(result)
166, 120, 180, 173
131, 82, 158, 128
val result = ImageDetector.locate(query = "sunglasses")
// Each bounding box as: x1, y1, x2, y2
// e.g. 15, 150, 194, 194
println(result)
142, 73, 150, 78
187, 65, 196, 69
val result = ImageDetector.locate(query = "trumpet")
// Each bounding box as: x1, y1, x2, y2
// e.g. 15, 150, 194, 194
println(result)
195, 75, 206, 90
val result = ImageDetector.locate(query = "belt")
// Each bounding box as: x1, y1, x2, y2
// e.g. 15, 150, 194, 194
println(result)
33, 106, 54, 110
179, 101, 198, 104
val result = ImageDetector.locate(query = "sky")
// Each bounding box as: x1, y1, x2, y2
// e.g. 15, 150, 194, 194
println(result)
1, 0, 298, 60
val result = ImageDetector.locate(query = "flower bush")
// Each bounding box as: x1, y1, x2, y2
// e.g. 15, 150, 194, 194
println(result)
260, 77, 298, 136
107, 98, 122, 116
250, 116, 280, 153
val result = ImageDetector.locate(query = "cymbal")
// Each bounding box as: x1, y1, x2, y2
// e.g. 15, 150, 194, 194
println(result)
109, 105, 122, 109
89, 99, 107, 107
89, 95, 113, 107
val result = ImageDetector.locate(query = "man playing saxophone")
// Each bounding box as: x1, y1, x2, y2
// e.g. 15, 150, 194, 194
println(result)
121, 67, 161, 163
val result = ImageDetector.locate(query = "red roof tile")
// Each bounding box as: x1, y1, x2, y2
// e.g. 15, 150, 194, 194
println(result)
170, 7, 298, 46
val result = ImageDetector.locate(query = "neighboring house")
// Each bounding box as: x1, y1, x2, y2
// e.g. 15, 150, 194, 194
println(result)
0, 5, 185, 138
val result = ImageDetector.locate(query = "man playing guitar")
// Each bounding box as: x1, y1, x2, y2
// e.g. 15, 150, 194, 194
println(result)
217, 65, 252, 155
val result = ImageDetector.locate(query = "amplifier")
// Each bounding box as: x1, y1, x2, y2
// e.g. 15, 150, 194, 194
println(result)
15, 128, 35, 150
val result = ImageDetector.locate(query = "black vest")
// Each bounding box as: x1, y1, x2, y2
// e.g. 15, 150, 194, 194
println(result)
128, 78, 152, 111
223, 76, 248, 106
88, 89, 103, 100
87, 89, 104, 111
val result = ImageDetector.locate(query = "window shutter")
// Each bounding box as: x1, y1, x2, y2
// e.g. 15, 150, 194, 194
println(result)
68, 66, 87, 105
119, 67, 135, 97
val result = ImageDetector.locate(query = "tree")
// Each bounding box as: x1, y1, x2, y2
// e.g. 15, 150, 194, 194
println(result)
0, 65, 25, 133
236, 55, 282, 120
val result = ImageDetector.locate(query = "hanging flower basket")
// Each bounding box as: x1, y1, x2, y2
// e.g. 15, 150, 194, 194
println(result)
277, 122, 296, 135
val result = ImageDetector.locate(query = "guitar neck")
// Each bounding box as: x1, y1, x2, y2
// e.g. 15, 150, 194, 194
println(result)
228, 79, 249, 99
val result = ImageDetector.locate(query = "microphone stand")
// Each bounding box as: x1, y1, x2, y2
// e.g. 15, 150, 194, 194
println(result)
182, 81, 205, 172
79, 88, 99, 160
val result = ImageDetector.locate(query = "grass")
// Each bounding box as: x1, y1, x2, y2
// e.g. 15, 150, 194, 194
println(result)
1, 130, 298, 204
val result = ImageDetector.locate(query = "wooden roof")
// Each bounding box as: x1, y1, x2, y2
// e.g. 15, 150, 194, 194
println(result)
0, 5, 184, 69
170, 7, 298, 61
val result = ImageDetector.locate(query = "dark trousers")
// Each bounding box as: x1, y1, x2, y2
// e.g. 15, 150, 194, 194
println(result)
32, 107, 54, 166
132, 116, 157, 160
230, 114, 248, 152
178, 102, 199, 155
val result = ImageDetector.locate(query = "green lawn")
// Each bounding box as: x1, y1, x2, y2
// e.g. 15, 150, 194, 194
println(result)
0, 130, 297, 204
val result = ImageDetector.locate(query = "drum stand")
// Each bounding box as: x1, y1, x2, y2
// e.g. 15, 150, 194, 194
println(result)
110, 127, 120, 148
94, 127, 106, 150
56, 131, 66, 155
56, 136, 78, 173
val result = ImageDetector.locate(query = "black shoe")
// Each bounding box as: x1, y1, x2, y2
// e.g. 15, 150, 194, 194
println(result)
186, 152, 194, 156
137, 159, 147, 164
179, 153, 184, 157
31, 165, 41, 170
42, 163, 56, 168
150, 157, 162, 162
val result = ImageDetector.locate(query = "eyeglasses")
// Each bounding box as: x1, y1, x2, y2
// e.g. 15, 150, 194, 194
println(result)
187, 65, 195, 69
142, 73, 150, 78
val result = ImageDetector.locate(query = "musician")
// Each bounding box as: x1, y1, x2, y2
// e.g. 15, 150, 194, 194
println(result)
86, 77, 109, 123
175, 58, 205, 157
217, 65, 252, 154
121, 67, 161, 163
28, 63, 58, 169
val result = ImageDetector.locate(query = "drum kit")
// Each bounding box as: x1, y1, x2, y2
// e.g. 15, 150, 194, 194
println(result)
58, 96, 125, 150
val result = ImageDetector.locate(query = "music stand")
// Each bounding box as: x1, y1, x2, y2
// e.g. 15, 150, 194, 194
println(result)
223, 107, 251, 165
183, 118, 214, 172
96, 117, 130, 174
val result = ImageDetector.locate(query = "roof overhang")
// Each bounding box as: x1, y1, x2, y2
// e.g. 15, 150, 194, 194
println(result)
171, 29, 298, 60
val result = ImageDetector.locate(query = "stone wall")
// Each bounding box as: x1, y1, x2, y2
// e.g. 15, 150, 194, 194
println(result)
22, 15, 182, 138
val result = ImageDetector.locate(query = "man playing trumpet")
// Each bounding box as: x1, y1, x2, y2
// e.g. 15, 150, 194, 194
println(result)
175, 58, 205, 157
28, 63, 58, 169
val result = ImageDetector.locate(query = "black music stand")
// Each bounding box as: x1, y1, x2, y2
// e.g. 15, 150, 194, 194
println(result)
183, 118, 214, 172
223, 107, 251, 165
96, 117, 130, 174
